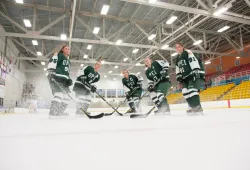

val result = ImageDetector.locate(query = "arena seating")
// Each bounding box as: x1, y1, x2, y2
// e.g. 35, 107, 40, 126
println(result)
200, 83, 235, 102
222, 80, 250, 100
167, 92, 183, 104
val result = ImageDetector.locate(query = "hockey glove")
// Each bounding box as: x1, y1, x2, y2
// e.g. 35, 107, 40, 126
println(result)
192, 69, 200, 81
47, 70, 55, 82
160, 70, 167, 80
90, 85, 97, 93
148, 84, 154, 92
64, 79, 73, 87
125, 92, 131, 100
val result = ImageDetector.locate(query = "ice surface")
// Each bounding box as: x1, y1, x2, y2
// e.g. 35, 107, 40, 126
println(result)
0, 108, 250, 170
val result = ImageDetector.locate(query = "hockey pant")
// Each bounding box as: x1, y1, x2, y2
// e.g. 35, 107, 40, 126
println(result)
75, 88, 92, 115
49, 81, 70, 116
182, 78, 203, 108
149, 81, 171, 111
127, 89, 142, 112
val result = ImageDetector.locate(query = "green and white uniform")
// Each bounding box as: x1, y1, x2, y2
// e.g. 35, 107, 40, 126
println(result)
175, 49, 205, 111
73, 66, 100, 114
47, 53, 71, 116
145, 60, 171, 113
122, 74, 143, 111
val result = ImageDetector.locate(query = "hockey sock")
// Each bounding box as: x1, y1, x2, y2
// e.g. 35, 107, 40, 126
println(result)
58, 102, 68, 115
49, 100, 60, 116
190, 95, 201, 107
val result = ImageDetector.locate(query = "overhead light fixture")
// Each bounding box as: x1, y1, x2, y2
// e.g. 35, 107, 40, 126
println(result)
166, 16, 178, 24
236, 56, 240, 59
137, 72, 140, 75
171, 52, 178, 57
123, 58, 128, 61
161, 44, 169, 49
120, 73, 123, 76
87, 45, 92, 50
132, 49, 139, 54
135, 62, 140, 66
116, 39, 122, 45
61, 34, 67, 40
93, 27, 100, 34
148, 34, 156, 40
23, 19, 32, 27
217, 26, 230, 32
32, 40, 38, 46
104, 75, 107, 78
46, 73, 49, 76
44, 68, 47, 71
193, 40, 203, 46
101, 60, 105, 64
205, 61, 211, 65
41, 61, 45, 66
16, 0, 23, 4
37, 52, 42, 56
101, 5, 110, 15
213, 4, 231, 16
114, 66, 119, 68
149, 0, 157, 3
80, 64, 84, 67
109, 71, 113, 73
83, 55, 88, 59
113, 78, 116, 80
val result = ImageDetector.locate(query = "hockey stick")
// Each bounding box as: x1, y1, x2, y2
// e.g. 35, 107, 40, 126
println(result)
130, 85, 176, 119
52, 79, 104, 119
104, 87, 139, 116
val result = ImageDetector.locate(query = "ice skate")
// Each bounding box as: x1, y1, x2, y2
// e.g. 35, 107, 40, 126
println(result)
187, 105, 204, 116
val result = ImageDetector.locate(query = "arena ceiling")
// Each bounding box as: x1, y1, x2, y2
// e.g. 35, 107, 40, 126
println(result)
0, 0, 250, 71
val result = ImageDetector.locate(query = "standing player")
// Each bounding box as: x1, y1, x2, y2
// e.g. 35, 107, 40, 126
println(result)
72, 61, 102, 115
144, 57, 171, 114
175, 42, 205, 115
47, 45, 73, 116
122, 69, 143, 114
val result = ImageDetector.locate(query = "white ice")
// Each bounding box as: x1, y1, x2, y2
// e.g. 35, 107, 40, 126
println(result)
0, 108, 250, 170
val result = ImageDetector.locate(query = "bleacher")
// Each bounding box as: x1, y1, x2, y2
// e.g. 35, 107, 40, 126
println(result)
200, 83, 235, 102
222, 80, 250, 100
167, 92, 183, 104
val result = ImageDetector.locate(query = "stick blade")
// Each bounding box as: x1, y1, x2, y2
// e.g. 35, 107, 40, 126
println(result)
88, 113, 104, 119
130, 114, 147, 118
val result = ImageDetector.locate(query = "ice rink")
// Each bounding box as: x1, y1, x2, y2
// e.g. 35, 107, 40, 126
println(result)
1, 108, 250, 170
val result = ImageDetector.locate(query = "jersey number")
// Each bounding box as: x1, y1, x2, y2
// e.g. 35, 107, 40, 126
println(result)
65, 67, 69, 73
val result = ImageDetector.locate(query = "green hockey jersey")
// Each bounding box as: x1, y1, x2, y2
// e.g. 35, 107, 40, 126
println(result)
175, 50, 205, 80
122, 74, 143, 91
145, 60, 169, 86
47, 53, 70, 82
73, 66, 100, 90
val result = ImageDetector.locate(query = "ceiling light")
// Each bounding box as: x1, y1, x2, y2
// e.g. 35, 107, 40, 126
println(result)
32, 40, 38, 46
101, 5, 110, 15
171, 52, 178, 57
101, 60, 105, 64
213, 6, 230, 16
109, 71, 113, 73
87, 45, 92, 50
61, 34, 67, 40
23, 19, 32, 27
113, 78, 116, 80
44, 68, 47, 71
161, 44, 169, 49
46, 73, 48, 76
193, 40, 203, 46
120, 73, 123, 76
80, 64, 84, 67
83, 55, 88, 59
149, 0, 157, 3
104, 75, 107, 78
116, 39, 122, 45
205, 61, 211, 65
41, 61, 45, 66
16, 0, 23, 4
93, 27, 100, 34
166, 16, 178, 24
114, 66, 119, 68
148, 34, 156, 40
132, 49, 139, 54
137, 72, 140, 75
37, 52, 42, 56
236, 56, 240, 59
123, 58, 128, 61
217, 26, 230, 32
135, 62, 140, 66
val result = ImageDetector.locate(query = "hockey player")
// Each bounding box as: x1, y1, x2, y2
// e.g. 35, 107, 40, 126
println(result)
72, 61, 102, 115
47, 45, 73, 116
144, 57, 171, 114
175, 42, 205, 115
122, 69, 143, 114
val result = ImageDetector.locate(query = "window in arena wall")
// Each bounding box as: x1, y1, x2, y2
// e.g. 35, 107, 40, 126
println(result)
235, 60, 240, 66
117, 89, 125, 98
107, 89, 116, 98
96, 89, 105, 98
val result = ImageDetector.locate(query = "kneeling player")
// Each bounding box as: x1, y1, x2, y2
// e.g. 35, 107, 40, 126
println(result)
144, 57, 171, 115
73, 61, 101, 115
122, 70, 143, 114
